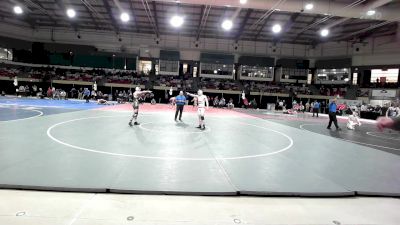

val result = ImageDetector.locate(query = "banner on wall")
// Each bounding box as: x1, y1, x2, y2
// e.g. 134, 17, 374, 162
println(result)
371, 89, 397, 98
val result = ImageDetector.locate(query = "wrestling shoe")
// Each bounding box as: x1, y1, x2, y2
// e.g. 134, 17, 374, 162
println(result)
134, 122, 140, 125
196, 125, 202, 129
201, 126, 206, 130
128, 122, 133, 127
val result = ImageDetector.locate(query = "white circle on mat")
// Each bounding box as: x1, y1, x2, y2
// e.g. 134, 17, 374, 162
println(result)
0, 106, 43, 122
299, 123, 400, 151
366, 131, 400, 141
139, 122, 211, 133
47, 115, 294, 161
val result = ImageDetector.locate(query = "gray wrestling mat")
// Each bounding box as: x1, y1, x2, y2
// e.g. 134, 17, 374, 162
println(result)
1, 105, 400, 196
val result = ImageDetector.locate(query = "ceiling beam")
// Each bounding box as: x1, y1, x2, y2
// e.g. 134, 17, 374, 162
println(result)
291, 16, 321, 43
151, 1, 160, 37
235, 9, 253, 42
34, 1, 57, 26
342, 23, 398, 42
195, 5, 205, 40
102, 0, 120, 34
128, 0, 140, 33
253, 16, 270, 41
195, 5, 212, 41
55, 0, 79, 31
282, 13, 300, 33
81, 1, 101, 30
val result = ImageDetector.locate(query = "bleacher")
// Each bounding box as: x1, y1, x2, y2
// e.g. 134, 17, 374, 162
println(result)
199, 78, 240, 91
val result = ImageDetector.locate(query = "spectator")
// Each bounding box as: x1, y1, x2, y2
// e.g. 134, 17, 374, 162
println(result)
213, 96, 219, 107
60, 90, 67, 100
18, 85, 25, 94
32, 85, 37, 96
70, 87, 77, 99
78, 88, 83, 99
227, 98, 234, 109
312, 100, 320, 117
305, 101, 310, 112
54, 89, 60, 100
250, 98, 258, 109
52, 86, 56, 99
219, 97, 226, 108
83, 88, 91, 103
47, 87, 52, 98
299, 101, 305, 112
151, 98, 156, 105
321, 101, 326, 114
91, 89, 97, 99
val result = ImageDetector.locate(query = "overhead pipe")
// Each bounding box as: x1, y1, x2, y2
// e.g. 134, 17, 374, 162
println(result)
155, 0, 399, 22
196, 5, 211, 40
322, 0, 396, 40
142, 0, 159, 37
296, 0, 367, 35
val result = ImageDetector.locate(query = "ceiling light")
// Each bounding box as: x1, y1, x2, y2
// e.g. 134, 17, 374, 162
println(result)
272, 24, 282, 33
221, 19, 233, 31
240, 0, 247, 4
305, 3, 314, 10
320, 29, 329, 37
66, 9, 76, 18
170, 15, 184, 28
120, 12, 130, 22
13, 6, 23, 14
366, 10, 376, 16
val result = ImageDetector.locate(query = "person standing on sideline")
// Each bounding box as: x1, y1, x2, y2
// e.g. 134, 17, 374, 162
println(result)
312, 100, 320, 117
327, 98, 341, 130
175, 91, 186, 122
83, 88, 91, 103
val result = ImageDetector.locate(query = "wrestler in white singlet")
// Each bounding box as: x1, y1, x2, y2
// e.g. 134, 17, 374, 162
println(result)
187, 90, 209, 130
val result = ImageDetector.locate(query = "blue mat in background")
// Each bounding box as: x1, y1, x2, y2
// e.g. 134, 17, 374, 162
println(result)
0, 96, 106, 121
0, 96, 104, 110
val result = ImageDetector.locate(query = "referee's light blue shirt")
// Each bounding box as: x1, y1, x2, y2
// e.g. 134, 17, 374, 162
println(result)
176, 95, 186, 106
329, 102, 337, 113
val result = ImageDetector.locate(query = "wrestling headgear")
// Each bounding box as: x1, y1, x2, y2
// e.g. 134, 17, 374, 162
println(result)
197, 90, 203, 96
135, 87, 141, 91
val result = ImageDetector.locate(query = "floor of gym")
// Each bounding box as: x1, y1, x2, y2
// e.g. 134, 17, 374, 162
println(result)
1, 96, 399, 196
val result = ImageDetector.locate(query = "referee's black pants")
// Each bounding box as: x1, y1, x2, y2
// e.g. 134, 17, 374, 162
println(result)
328, 112, 339, 128
175, 105, 184, 120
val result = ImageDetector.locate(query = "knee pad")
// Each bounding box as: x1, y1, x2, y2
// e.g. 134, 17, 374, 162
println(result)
201, 116, 204, 120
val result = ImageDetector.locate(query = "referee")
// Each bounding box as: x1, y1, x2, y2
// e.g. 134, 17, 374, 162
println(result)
327, 98, 341, 130
175, 91, 186, 122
